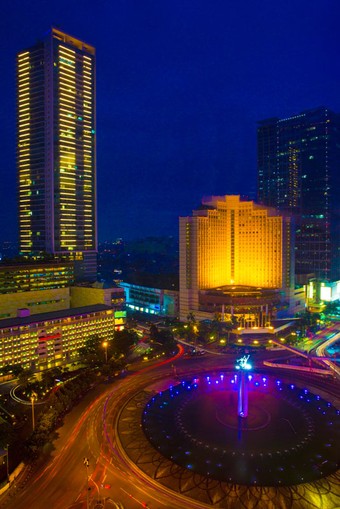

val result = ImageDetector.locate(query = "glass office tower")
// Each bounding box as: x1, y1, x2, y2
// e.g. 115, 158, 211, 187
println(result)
17, 28, 97, 280
257, 107, 340, 282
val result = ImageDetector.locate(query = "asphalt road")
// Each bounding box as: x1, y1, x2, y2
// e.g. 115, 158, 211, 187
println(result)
1, 344, 339, 509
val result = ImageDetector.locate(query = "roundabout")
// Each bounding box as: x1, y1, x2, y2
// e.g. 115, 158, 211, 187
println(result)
142, 373, 339, 485
2, 348, 339, 509
115, 368, 340, 508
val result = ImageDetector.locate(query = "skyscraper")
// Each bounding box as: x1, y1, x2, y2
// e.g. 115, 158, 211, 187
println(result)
17, 28, 97, 280
257, 107, 340, 282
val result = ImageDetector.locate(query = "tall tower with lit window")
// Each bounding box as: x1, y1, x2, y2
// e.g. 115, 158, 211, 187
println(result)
17, 28, 97, 280
257, 107, 340, 282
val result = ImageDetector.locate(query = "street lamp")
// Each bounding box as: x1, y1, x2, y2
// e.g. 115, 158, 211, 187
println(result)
31, 392, 37, 431
84, 457, 90, 509
6, 444, 9, 482
102, 341, 108, 363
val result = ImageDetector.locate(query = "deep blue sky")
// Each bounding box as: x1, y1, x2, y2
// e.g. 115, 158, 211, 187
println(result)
1, 0, 339, 242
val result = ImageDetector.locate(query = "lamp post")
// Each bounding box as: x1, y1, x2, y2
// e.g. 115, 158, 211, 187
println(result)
102, 341, 108, 363
31, 392, 37, 431
6, 444, 9, 482
171, 363, 177, 378
84, 457, 90, 509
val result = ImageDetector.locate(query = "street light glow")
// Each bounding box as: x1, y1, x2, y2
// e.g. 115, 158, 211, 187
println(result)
102, 341, 108, 363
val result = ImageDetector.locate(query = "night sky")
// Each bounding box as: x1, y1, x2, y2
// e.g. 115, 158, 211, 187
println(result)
1, 0, 338, 243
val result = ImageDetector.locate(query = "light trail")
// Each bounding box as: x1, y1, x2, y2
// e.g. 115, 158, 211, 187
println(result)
10, 385, 45, 405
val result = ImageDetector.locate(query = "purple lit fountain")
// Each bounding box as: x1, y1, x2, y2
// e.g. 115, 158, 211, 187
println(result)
235, 354, 252, 418
140, 368, 340, 486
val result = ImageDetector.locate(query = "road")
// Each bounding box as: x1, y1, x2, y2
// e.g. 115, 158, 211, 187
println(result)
2, 348, 204, 509
297, 321, 340, 353
1, 340, 339, 509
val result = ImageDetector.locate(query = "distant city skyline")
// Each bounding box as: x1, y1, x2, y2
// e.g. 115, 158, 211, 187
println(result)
1, 1, 338, 242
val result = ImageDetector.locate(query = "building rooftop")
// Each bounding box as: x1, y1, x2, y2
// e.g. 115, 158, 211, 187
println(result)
0, 304, 112, 329
51, 27, 95, 55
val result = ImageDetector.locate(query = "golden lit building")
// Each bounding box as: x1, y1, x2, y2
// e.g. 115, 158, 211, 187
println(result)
0, 305, 114, 372
179, 195, 295, 322
17, 28, 97, 280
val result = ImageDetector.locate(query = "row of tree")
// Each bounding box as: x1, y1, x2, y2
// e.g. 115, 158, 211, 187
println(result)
148, 325, 177, 354
3, 329, 139, 394
25, 369, 96, 457
171, 312, 238, 345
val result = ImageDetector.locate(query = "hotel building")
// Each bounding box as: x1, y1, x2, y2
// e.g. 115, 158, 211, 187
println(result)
0, 305, 114, 372
17, 28, 97, 280
179, 195, 299, 323
0, 282, 126, 371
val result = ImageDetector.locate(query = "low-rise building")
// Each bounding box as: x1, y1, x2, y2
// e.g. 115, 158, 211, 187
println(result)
0, 261, 74, 294
0, 287, 71, 320
70, 283, 126, 330
0, 305, 114, 372
119, 282, 179, 317
306, 279, 340, 311
70, 282, 125, 310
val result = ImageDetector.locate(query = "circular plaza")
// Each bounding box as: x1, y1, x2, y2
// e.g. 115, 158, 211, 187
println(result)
116, 370, 340, 507
142, 373, 339, 485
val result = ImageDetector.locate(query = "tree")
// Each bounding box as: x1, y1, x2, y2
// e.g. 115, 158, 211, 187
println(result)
2, 364, 24, 377
18, 369, 33, 388
296, 310, 320, 336
211, 313, 222, 342
324, 301, 339, 316
155, 329, 177, 353
114, 329, 138, 357
187, 312, 196, 325
0, 422, 14, 449
41, 367, 62, 390
186, 312, 198, 344
149, 324, 159, 342
78, 335, 103, 366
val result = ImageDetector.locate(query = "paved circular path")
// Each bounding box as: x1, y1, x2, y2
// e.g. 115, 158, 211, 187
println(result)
116, 370, 340, 508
